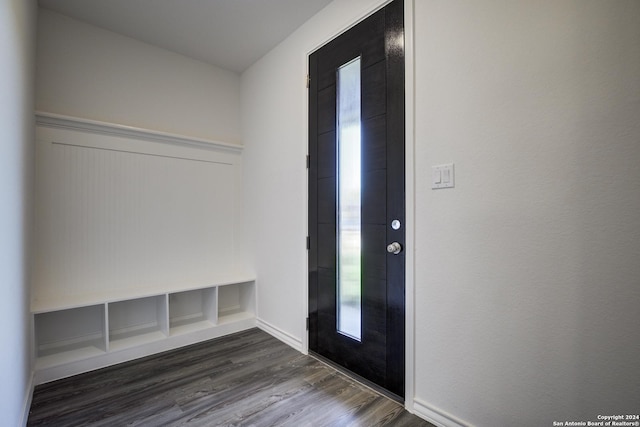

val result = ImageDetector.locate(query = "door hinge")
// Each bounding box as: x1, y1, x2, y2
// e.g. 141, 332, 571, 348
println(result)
306, 154, 310, 169
306, 236, 310, 250
306, 74, 311, 88
306, 317, 310, 331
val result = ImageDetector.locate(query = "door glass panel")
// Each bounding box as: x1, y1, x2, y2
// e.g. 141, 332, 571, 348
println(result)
336, 57, 362, 341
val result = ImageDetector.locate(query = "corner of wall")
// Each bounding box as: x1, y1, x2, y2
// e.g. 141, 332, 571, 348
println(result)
255, 318, 304, 353
0, 0, 37, 425
20, 371, 36, 426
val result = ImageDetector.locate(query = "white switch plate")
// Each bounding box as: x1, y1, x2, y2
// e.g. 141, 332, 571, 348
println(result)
432, 163, 455, 189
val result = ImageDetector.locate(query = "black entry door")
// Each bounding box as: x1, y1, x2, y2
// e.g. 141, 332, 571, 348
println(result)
308, 0, 405, 399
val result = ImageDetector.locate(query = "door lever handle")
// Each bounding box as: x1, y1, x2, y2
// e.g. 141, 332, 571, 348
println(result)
387, 242, 402, 255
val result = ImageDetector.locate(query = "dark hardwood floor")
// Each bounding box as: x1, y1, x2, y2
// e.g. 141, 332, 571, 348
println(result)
28, 328, 433, 426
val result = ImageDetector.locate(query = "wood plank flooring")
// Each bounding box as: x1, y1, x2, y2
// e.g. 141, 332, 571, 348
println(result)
28, 328, 433, 426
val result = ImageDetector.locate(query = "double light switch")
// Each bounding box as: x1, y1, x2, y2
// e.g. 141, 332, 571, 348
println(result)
432, 163, 455, 189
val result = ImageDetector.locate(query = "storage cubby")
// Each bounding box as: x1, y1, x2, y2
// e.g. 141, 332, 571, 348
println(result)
108, 295, 168, 351
32, 278, 256, 384
218, 281, 255, 324
169, 287, 217, 336
34, 304, 106, 368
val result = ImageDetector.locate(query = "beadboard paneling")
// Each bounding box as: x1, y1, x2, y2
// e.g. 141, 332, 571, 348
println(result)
33, 123, 242, 311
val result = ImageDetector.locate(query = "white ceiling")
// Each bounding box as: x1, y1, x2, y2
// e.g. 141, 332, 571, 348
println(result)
38, 0, 333, 73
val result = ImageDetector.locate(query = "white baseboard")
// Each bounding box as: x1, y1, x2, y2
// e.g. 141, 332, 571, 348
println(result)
256, 318, 303, 352
413, 398, 471, 427
21, 371, 35, 426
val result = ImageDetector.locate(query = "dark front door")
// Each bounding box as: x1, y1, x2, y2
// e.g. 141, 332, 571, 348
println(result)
308, 0, 405, 399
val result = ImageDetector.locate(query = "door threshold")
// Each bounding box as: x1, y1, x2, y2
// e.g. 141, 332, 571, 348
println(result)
309, 351, 404, 404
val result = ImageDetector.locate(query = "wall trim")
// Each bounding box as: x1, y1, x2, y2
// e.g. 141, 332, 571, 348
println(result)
35, 111, 243, 153
21, 371, 35, 426
403, 0, 416, 413
413, 398, 472, 427
256, 318, 303, 352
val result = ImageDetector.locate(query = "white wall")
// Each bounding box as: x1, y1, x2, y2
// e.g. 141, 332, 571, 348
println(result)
37, 9, 241, 144
413, 1, 640, 425
242, 0, 640, 426
0, 0, 37, 425
241, 0, 390, 350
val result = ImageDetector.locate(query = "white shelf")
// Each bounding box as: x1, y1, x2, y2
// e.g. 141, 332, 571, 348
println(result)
169, 319, 216, 336
32, 279, 256, 384
36, 345, 107, 370
108, 330, 167, 352
31, 275, 255, 313
218, 310, 255, 326
36, 111, 244, 153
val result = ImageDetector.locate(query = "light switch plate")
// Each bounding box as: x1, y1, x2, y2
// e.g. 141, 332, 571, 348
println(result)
432, 163, 455, 189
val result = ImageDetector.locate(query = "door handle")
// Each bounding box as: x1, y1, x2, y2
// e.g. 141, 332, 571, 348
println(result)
387, 242, 402, 255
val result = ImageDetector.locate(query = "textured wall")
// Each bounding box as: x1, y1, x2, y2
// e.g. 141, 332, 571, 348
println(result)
413, 1, 640, 425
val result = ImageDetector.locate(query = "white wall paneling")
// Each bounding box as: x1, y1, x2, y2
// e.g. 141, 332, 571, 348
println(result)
33, 115, 245, 311
32, 114, 255, 384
